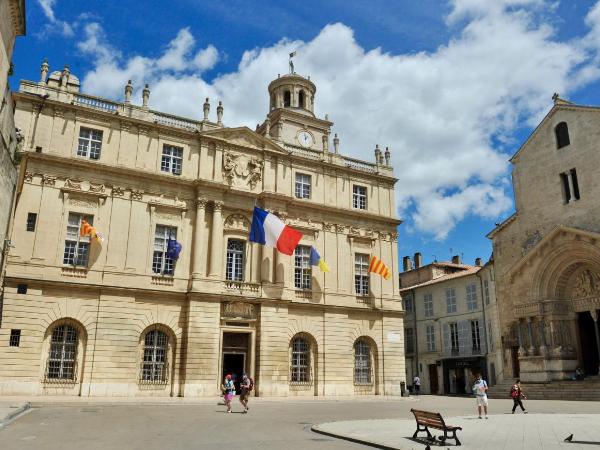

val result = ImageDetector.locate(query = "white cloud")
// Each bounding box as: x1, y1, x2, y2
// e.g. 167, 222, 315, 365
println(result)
76, 1, 600, 239
37, 0, 74, 37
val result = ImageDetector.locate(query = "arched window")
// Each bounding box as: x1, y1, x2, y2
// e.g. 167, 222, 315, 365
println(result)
290, 336, 310, 383
284, 90, 291, 107
354, 339, 372, 384
47, 325, 78, 380
555, 122, 570, 149
298, 90, 305, 109
141, 329, 168, 382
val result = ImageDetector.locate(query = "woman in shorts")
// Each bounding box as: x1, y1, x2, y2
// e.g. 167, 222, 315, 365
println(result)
222, 374, 235, 413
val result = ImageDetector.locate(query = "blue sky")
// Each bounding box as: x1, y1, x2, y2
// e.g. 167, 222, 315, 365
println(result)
11, 0, 600, 268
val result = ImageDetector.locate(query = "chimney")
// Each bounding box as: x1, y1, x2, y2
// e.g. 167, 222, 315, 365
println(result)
451, 255, 460, 265
475, 257, 482, 266
414, 252, 422, 269
403, 256, 411, 272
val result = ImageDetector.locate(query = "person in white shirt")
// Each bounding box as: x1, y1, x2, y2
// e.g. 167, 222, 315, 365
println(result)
472, 373, 489, 419
413, 375, 421, 395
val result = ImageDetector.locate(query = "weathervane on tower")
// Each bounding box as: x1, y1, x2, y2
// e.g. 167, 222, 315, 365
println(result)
289, 51, 297, 74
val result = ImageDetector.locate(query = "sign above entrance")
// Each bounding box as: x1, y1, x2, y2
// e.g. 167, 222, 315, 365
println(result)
222, 302, 256, 320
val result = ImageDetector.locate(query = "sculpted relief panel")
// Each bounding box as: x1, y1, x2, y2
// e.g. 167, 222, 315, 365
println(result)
223, 151, 263, 189
572, 269, 600, 299
222, 302, 256, 319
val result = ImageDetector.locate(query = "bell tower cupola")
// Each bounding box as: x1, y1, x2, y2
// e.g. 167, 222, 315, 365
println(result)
267, 73, 316, 116
260, 55, 332, 151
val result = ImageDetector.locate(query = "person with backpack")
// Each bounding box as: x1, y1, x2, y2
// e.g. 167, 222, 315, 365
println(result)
510, 380, 528, 414
239, 373, 254, 413
472, 373, 489, 419
222, 374, 235, 413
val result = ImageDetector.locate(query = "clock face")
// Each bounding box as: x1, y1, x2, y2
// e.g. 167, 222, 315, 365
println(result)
298, 130, 314, 148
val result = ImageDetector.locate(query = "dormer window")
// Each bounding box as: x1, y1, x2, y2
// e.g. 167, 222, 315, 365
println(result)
298, 90, 306, 109
555, 122, 570, 149
284, 90, 291, 107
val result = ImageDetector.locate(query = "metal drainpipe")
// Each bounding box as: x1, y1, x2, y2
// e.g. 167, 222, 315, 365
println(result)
476, 270, 489, 381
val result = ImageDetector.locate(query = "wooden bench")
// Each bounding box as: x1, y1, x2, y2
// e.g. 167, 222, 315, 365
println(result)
410, 408, 462, 446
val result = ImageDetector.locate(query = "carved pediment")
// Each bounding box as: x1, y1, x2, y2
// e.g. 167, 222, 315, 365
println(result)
223, 151, 263, 189
202, 126, 286, 154
224, 214, 251, 232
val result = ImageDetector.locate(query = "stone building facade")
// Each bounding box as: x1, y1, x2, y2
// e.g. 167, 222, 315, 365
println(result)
0, 0, 25, 288
0, 62, 405, 397
400, 254, 499, 395
488, 96, 600, 383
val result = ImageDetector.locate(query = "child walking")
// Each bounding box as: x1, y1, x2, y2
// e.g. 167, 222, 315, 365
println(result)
510, 380, 528, 414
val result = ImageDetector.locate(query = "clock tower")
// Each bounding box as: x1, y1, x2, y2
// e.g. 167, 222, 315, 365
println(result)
259, 72, 333, 152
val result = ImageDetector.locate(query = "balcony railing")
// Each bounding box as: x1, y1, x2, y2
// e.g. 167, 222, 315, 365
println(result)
342, 155, 377, 173
223, 281, 261, 295
74, 94, 119, 113
151, 112, 198, 131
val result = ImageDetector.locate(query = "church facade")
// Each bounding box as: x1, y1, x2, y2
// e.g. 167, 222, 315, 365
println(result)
489, 96, 600, 384
0, 62, 405, 397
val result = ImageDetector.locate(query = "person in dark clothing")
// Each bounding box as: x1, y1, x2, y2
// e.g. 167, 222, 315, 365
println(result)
511, 380, 528, 414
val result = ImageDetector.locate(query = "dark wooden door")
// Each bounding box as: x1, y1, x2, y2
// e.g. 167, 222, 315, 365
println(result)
428, 364, 439, 394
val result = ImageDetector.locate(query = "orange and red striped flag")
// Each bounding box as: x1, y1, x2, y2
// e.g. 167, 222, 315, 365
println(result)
369, 255, 391, 280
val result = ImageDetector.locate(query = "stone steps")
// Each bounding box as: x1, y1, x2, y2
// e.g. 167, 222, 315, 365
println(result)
488, 377, 600, 401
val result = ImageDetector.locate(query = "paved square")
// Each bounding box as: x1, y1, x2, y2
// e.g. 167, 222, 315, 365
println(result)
0, 396, 599, 449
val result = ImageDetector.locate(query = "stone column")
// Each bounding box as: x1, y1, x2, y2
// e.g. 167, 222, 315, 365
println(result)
592, 310, 600, 374
208, 201, 223, 278
526, 317, 535, 355
538, 319, 548, 356
192, 198, 208, 277
517, 320, 525, 356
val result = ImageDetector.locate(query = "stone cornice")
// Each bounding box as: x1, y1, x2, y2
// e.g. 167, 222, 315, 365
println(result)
22, 153, 402, 227
9, 0, 26, 36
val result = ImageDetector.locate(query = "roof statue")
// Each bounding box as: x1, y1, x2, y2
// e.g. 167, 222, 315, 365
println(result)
289, 51, 296, 74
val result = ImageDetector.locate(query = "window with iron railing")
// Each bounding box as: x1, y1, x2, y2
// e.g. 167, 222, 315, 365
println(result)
290, 337, 310, 383
46, 325, 78, 380
141, 329, 168, 383
354, 340, 372, 384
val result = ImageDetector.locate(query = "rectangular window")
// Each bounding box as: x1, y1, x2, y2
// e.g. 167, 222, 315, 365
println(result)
354, 253, 370, 295
9, 329, 21, 347
294, 245, 312, 290
424, 293, 433, 317
26, 213, 37, 232
426, 325, 435, 351
77, 127, 103, 160
450, 323, 459, 353
488, 320, 494, 351
404, 294, 414, 313
226, 239, 245, 281
446, 288, 457, 313
63, 213, 91, 267
161, 144, 183, 175
352, 185, 367, 210
560, 172, 571, 203
405, 328, 414, 353
152, 225, 177, 275
484, 279, 490, 305
471, 319, 481, 350
571, 168, 580, 200
466, 284, 478, 311
295, 173, 311, 199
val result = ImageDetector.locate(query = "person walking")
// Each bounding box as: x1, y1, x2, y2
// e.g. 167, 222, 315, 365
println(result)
511, 380, 528, 414
222, 374, 235, 413
472, 373, 489, 419
413, 375, 421, 395
239, 373, 254, 413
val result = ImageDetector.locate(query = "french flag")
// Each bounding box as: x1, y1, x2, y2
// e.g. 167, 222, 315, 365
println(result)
249, 207, 303, 255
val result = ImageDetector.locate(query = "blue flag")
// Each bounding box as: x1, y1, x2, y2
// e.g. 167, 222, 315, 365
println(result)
167, 237, 182, 260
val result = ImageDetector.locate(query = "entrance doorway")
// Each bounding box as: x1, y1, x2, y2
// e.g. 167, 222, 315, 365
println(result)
577, 312, 599, 376
428, 364, 439, 394
511, 347, 520, 378
222, 332, 249, 392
